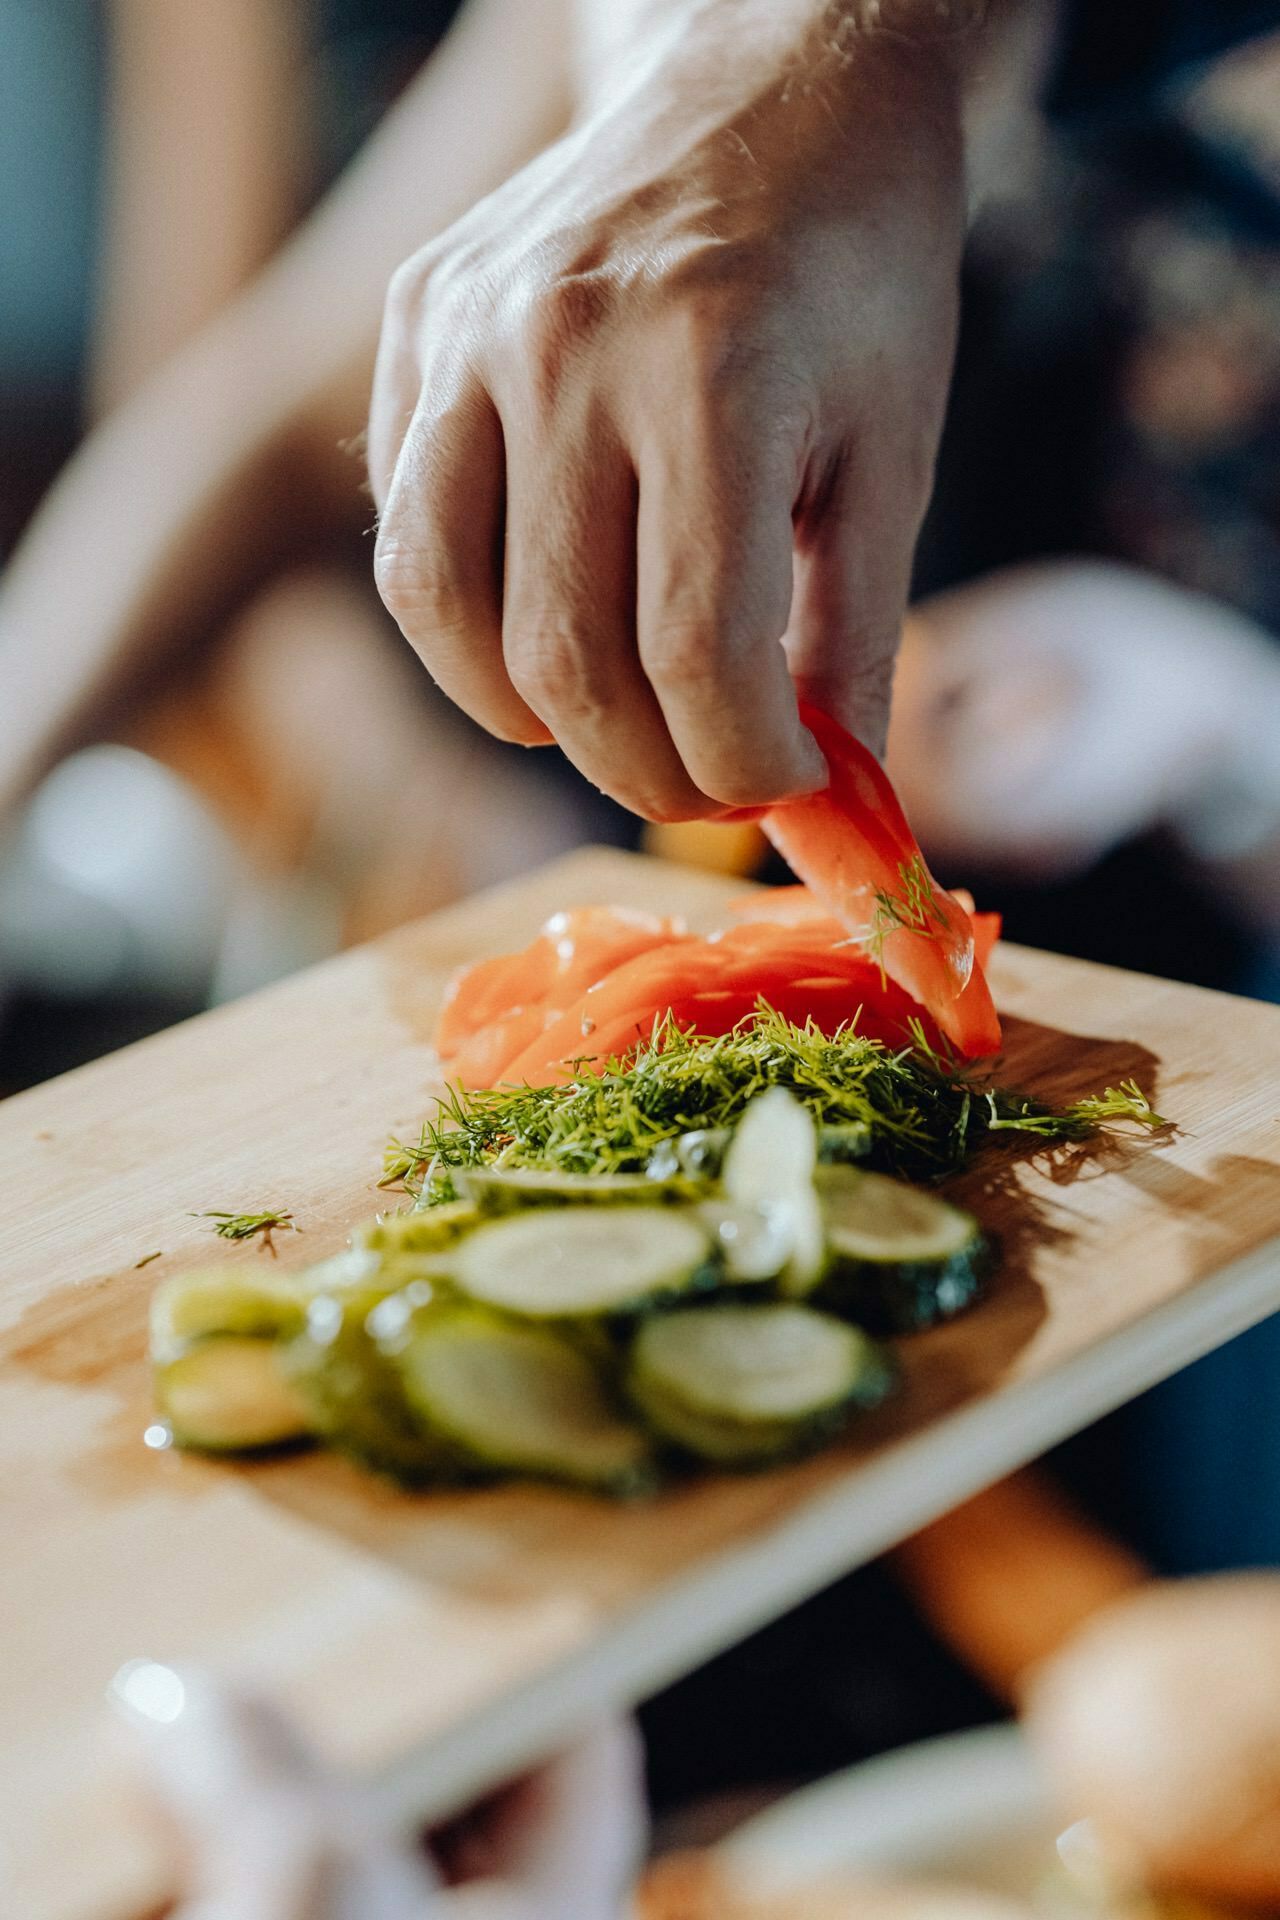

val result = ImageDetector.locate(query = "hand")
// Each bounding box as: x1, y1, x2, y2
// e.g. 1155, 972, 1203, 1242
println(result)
887, 560, 1280, 880
111, 1661, 646, 1920
370, 0, 975, 820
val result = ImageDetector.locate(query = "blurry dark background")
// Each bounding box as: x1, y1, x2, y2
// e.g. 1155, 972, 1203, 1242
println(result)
3, 0, 1280, 1837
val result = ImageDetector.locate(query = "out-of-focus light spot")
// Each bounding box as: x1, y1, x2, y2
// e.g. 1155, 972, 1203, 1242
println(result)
110, 1659, 186, 1726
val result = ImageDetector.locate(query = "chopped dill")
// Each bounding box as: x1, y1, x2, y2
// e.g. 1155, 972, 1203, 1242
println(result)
383, 1005, 1167, 1204
862, 855, 946, 980
133, 1250, 163, 1270
193, 1208, 297, 1253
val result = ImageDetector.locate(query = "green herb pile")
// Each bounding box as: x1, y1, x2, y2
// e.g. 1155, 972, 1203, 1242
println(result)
383, 1007, 1164, 1204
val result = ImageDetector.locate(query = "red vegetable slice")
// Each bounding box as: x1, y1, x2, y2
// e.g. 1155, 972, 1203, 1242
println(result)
725, 884, 832, 928
436, 906, 682, 1058
971, 911, 1001, 971
761, 704, 1001, 1058
447, 1005, 550, 1088
499, 920, 947, 1083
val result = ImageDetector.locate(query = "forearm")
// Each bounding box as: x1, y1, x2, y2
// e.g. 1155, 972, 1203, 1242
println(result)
93, 0, 307, 414
0, 0, 573, 811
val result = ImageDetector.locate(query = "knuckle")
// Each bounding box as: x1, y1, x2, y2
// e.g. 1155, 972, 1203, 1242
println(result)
373, 531, 462, 635
520, 275, 614, 399
641, 617, 730, 695
384, 251, 433, 324
508, 629, 605, 722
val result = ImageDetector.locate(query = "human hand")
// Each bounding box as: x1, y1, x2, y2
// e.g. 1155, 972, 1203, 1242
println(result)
887, 560, 1280, 880
370, 0, 976, 820
111, 1661, 645, 1920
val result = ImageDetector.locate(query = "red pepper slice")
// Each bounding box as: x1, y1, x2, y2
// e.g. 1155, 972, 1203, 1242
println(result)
436, 906, 682, 1058
761, 704, 1001, 1058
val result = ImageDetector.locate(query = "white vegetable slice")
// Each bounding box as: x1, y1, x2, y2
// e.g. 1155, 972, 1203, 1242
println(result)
819, 1167, 978, 1265
722, 1089, 826, 1295
156, 1337, 311, 1451
394, 1307, 654, 1491
149, 1268, 313, 1361
628, 1303, 892, 1465
457, 1167, 686, 1211
452, 1206, 713, 1317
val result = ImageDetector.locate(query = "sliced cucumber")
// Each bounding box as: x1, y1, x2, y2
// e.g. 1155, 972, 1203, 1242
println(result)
451, 1206, 713, 1319
695, 1200, 792, 1284
627, 1303, 892, 1466
392, 1305, 655, 1493
457, 1166, 689, 1213
645, 1128, 730, 1181
285, 1281, 454, 1483
722, 1090, 826, 1297
816, 1166, 986, 1333
354, 1200, 478, 1259
817, 1123, 872, 1167
150, 1267, 314, 1361
156, 1336, 311, 1452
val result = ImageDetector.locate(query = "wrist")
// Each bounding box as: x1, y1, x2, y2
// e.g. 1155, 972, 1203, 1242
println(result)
577, 0, 981, 119
574, 0, 973, 226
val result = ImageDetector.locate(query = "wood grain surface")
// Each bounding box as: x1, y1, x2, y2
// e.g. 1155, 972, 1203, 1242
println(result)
2, 848, 1280, 1920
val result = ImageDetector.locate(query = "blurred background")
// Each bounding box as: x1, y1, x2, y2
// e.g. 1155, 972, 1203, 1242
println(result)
2, 0, 1280, 1888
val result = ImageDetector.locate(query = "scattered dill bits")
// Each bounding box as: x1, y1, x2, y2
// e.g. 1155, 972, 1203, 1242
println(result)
133, 1250, 163, 1270
382, 1007, 1168, 1204
192, 1208, 297, 1254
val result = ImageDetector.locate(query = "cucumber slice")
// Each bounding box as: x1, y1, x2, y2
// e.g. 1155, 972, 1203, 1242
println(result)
722, 1090, 826, 1297
354, 1200, 478, 1258
156, 1336, 311, 1452
627, 1304, 892, 1466
695, 1200, 792, 1284
285, 1281, 455, 1484
457, 1166, 690, 1213
817, 1123, 872, 1167
645, 1128, 730, 1181
452, 1206, 714, 1318
392, 1305, 655, 1493
816, 1166, 986, 1333
150, 1267, 314, 1361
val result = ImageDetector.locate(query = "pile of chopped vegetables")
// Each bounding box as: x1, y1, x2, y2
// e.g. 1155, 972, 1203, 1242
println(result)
147, 707, 1166, 1497
436, 708, 1001, 1086
394, 1005, 1160, 1200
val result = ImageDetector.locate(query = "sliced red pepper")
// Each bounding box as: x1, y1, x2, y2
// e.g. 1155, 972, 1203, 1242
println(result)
500, 941, 726, 1083
499, 923, 946, 1083
725, 884, 831, 927
447, 1005, 551, 1088
436, 906, 682, 1058
761, 704, 1001, 1058
971, 911, 1001, 971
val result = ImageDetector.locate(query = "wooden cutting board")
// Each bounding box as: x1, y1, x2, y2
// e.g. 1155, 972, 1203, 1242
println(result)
3, 847, 1280, 1920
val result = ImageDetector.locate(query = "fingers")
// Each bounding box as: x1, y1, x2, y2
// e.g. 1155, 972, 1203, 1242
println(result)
501, 414, 714, 820
374, 372, 552, 746
449, 1720, 647, 1920
636, 415, 826, 809
785, 438, 920, 761
110, 1662, 441, 1920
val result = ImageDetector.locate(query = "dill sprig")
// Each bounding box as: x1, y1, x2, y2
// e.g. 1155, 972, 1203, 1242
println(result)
385, 1006, 1167, 1203
862, 855, 946, 980
192, 1208, 296, 1253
